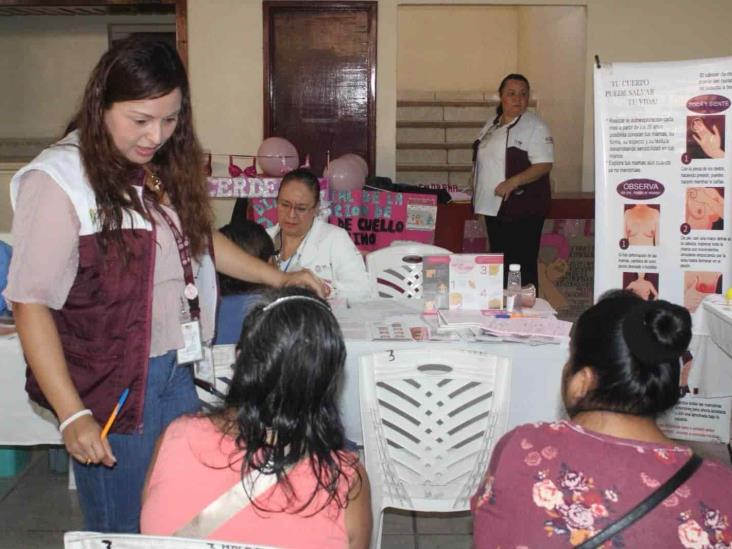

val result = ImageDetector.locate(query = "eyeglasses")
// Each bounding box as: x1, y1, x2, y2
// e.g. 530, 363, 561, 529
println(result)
277, 199, 316, 216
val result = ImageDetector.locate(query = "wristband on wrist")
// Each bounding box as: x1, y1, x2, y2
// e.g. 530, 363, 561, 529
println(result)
59, 409, 93, 433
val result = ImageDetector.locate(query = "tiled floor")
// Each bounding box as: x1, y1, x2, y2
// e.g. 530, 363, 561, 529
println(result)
0, 450, 83, 549
1, 442, 730, 549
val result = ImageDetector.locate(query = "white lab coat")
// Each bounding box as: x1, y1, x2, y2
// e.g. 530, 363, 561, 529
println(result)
267, 217, 371, 299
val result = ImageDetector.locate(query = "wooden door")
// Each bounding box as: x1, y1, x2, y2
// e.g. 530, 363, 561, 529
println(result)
263, 1, 377, 176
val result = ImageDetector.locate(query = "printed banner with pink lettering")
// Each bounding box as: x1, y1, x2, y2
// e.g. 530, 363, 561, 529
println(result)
329, 190, 438, 251
207, 176, 281, 198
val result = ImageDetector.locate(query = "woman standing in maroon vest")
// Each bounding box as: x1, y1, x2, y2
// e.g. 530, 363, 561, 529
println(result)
5, 38, 325, 533
472, 74, 554, 290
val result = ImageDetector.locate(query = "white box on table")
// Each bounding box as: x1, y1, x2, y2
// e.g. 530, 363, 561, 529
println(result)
448, 254, 504, 310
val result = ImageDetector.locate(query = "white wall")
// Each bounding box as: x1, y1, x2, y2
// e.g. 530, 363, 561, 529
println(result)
518, 5, 586, 193
187, 0, 262, 226
397, 6, 519, 93
0, 14, 174, 139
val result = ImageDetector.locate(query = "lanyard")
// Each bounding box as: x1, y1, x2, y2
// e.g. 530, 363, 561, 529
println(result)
275, 225, 312, 273
280, 253, 297, 273
147, 198, 201, 321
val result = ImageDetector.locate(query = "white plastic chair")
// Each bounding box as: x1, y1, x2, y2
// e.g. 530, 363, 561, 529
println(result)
64, 531, 280, 549
366, 243, 451, 298
358, 348, 511, 549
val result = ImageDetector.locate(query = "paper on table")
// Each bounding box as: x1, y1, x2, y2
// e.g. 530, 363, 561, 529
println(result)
335, 299, 423, 324
339, 320, 373, 341
369, 316, 432, 341
438, 309, 493, 328
480, 316, 572, 339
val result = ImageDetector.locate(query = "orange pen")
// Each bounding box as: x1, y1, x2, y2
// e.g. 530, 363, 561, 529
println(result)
100, 388, 130, 440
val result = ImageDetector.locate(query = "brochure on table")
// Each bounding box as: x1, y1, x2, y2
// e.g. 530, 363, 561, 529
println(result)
423, 254, 504, 312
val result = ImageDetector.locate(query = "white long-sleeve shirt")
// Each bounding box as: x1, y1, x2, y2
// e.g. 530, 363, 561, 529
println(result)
267, 217, 371, 299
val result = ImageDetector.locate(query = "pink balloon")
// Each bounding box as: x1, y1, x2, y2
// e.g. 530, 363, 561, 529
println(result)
324, 157, 365, 191
340, 153, 368, 177
257, 137, 299, 177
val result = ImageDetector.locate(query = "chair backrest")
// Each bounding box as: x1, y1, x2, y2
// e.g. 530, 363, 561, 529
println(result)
358, 348, 511, 513
64, 531, 280, 549
366, 244, 451, 298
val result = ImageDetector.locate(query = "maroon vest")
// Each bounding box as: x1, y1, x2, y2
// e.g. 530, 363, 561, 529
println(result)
25, 228, 156, 434
497, 119, 551, 219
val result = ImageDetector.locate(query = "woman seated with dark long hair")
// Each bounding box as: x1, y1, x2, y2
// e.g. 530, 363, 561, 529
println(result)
141, 288, 371, 547
473, 290, 732, 548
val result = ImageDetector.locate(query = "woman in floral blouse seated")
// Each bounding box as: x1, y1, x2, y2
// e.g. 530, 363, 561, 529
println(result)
473, 290, 732, 548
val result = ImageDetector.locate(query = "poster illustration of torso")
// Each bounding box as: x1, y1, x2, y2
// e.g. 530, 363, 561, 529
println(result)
594, 58, 732, 312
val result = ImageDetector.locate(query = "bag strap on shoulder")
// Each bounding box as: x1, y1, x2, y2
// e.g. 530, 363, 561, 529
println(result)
577, 453, 703, 549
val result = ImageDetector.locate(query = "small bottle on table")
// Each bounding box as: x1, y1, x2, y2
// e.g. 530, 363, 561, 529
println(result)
506, 263, 522, 313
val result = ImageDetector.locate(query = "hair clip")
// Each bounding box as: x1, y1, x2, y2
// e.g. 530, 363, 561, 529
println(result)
262, 295, 331, 314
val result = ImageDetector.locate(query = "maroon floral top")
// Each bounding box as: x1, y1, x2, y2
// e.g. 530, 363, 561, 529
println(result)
472, 421, 732, 548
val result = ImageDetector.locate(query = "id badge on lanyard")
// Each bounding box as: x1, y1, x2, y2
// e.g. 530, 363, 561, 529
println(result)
152, 202, 205, 366
178, 318, 203, 365
177, 281, 203, 365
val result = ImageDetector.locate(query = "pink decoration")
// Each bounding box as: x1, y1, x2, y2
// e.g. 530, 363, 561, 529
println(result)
257, 137, 299, 177
340, 153, 368, 177
228, 155, 243, 177
243, 157, 258, 177
324, 157, 365, 191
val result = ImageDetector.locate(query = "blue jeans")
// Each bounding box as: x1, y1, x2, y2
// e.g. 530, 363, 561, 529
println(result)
72, 351, 200, 532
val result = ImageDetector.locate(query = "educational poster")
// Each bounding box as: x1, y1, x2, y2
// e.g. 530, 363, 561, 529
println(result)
328, 190, 437, 252
539, 220, 594, 321
594, 58, 732, 311
657, 394, 732, 443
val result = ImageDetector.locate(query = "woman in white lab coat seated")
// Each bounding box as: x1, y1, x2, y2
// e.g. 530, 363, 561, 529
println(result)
267, 168, 371, 299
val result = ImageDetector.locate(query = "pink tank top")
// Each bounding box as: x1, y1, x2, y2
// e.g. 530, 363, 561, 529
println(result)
141, 416, 355, 547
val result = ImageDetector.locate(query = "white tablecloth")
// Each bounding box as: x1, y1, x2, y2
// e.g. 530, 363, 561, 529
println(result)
691, 295, 732, 397
335, 299, 568, 445
1, 301, 569, 448
0, 334, 62, 445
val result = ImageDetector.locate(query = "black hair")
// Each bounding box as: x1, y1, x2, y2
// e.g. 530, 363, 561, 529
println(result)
278, 168, 320, 206
566, 289, 692, 417
217, 221, 275, 296
494, 73, 531, 123
215, 287, 359, 513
